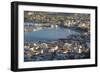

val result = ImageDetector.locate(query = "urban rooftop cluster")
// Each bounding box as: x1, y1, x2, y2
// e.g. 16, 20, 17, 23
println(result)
24, 38, 90, 61
24, 11, 90, 32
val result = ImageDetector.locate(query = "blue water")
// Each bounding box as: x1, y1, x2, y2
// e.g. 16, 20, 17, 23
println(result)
24, 27, 80, 42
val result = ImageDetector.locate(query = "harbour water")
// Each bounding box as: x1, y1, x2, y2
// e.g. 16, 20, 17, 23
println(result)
24, 27, 80, 42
